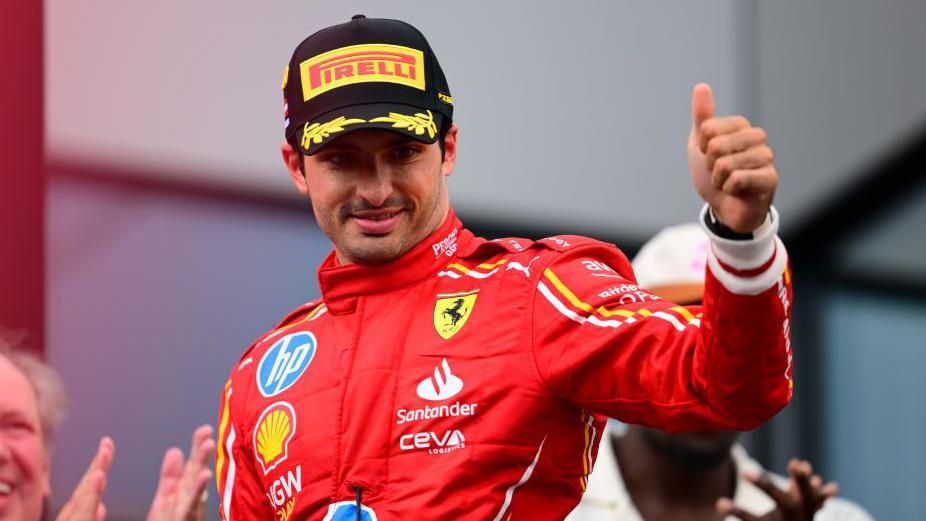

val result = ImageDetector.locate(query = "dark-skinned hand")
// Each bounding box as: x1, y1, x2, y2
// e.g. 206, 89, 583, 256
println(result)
716, 459, 839, 520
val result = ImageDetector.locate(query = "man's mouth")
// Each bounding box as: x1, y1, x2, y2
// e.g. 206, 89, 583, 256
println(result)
351, 209, 404, 235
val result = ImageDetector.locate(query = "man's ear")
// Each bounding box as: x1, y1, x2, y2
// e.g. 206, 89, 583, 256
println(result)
281, 142, 309, 195
41, 451, 51, 498
441, 124, 459, 178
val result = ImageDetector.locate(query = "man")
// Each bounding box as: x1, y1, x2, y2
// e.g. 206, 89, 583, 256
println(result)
0, 335, 214, 521
567, 224, 873, 521
216, 15, 792, 521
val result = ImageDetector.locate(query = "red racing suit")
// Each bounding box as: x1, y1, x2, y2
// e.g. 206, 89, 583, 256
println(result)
216, 208, 793, 521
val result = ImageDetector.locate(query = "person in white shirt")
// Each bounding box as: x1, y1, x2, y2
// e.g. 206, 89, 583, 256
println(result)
566, 224, 873, 521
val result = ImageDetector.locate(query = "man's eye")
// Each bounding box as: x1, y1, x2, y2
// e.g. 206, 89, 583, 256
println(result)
392, 146, 418, 160
2, 421, 36, 436
323, 153, 352, 166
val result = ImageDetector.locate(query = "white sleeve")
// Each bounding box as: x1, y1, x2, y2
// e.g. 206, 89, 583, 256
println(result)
816, 497, 876, 521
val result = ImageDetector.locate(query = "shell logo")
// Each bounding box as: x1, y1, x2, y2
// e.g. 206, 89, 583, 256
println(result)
253, 401, 297, 475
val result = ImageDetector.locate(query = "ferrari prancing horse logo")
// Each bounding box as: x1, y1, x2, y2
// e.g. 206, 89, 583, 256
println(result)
433, 290, 478, 340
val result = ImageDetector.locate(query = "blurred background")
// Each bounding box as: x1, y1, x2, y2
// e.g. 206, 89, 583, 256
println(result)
3, 0, 925, 519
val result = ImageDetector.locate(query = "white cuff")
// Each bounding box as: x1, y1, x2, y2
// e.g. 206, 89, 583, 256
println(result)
700, 205, 789, 295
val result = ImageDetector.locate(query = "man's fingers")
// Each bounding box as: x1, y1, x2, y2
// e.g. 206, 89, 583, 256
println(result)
154, 447, 184, 501
716, 497, 761, 521
790, 459, 818, 519
190, 427, 216, 467
720, 167, 778, 198
95, 502, 107, 521
191, 425, 214, 453
705, 127, 768, 172
816, 481, 839, 509
177, 469, 213, 521
745, 470, 799, 517
711, 145, 774, 189
699, 115, 751, 154
96, 437, 115, 474
691, 83, 715, 140
57, 469, 107, 521
65, 436, 114, 514
77, 437, 114, 491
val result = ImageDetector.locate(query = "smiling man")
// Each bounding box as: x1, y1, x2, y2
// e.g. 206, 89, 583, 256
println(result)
216, 15, 793, 521
0, 336, 214, 521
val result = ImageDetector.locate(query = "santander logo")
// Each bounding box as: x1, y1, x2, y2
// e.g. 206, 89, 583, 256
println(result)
417, 359, 463, 401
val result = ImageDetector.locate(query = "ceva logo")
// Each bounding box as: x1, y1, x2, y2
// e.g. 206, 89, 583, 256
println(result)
399, 429, 466, 453
322, 502, 378, 521
257, 332, 317, 397
416, 358, 463, 401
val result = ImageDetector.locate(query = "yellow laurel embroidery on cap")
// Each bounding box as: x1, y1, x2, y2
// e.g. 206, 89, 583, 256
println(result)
281, 65, 289, 90
371, 110, 437, 138
301, 116, 367, 148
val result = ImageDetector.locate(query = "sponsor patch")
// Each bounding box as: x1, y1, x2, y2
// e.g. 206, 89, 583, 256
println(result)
396, 400, 477, 425
323, 502, 378, 521
417, 358, 463, 401
300, 43, 425, 102
256, 332, 317, 397
266, 465, 301, 519
433, 290, 477, 339
254, 402, 297, 475
399, 429, 466, 455
432, 228, 459, 258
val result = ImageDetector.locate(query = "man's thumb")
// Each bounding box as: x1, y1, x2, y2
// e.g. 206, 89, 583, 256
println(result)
691, 83, 715, 134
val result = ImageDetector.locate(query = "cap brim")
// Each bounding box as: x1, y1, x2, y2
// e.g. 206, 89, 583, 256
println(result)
295, 103, 444, 155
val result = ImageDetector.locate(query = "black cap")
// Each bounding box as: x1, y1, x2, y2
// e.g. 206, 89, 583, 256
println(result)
282, 16, 454, 155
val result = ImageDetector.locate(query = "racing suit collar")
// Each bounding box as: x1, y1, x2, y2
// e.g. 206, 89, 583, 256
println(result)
317, 208, 474, 314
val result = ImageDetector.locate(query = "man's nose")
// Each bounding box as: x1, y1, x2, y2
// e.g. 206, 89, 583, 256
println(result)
0, 437, 11, 465
355, 165, 393, 207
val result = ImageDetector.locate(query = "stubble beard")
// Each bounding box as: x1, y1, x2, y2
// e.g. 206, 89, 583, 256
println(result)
326, 181, 445, 265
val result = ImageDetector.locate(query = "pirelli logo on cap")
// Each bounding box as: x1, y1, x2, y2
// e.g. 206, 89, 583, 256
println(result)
300, 43, 426, 102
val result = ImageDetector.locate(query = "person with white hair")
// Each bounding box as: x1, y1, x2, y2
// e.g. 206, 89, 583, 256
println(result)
0, 334, 214, 521
567, 224, 873, 521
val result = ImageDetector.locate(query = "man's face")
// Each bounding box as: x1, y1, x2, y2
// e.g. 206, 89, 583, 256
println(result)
640, 426, 739, 470
0, 356, 50, 521
284, 126, 457, 265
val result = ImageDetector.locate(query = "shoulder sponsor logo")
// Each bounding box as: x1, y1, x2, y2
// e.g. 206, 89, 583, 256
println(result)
257, 332, 317, 397
433, 291, 477, 340
301, 43, 425, 102
506, 255, 540, 278
432, 228, 459, 258
254, 401, 297, 475
543, 237, 572, 249
323, 502, 378, 521
582, 259, 620, 278
598, 284, 659, 304
417, 358, 463, 401
266, 465, 302, 520
399, 429, 466, 455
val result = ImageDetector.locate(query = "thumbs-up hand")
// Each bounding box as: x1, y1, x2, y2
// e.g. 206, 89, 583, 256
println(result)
687, 83, 777, 234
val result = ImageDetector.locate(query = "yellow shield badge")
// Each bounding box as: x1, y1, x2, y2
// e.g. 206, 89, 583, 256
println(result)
433, 291, 478, 340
